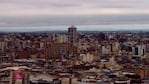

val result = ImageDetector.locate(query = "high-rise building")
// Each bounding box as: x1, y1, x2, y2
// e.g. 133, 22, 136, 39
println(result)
0, 40, 6, 54
132, 45, 145, 56
68, 26, 77, 44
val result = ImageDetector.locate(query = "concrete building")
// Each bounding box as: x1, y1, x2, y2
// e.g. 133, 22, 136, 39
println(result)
80, 53, 94, 63
16, 51, 29, 59
0, 40, 6, 54
57, 34, 68, 43
9, 69, 30, 84
132, 45, 145, 56
68, 26, 77, 44
45, 43, 77, 60
61, 77, 78, 84
101, 45, 111, 55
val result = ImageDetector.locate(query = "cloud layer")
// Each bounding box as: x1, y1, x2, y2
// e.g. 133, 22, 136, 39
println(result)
0, 0, 149, 27
0, 0, 149, 16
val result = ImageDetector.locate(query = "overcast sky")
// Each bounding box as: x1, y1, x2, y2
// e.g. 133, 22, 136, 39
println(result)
0, 0, 149, 31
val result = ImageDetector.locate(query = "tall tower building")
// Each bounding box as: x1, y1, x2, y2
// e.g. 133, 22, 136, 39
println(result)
0, 40, 6, 54
68, 26, 77, 44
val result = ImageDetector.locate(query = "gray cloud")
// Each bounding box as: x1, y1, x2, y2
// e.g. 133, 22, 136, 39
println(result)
0, 14, 149, 26
0, 0, 148, 12
0, 0, 149, 27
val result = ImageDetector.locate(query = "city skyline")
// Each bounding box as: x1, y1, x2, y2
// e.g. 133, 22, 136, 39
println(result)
1, 24, 149, 32
0, 0, 149, 31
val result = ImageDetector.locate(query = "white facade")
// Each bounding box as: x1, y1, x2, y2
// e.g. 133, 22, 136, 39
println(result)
132, 45, 145, 56
102, 46, 110, 55
80, 53, 94, 63
57, 35, 68, 43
